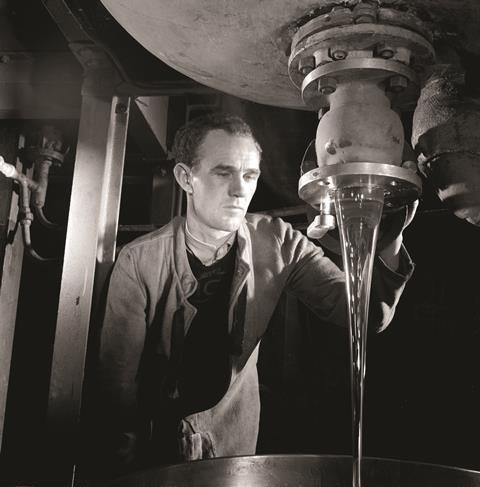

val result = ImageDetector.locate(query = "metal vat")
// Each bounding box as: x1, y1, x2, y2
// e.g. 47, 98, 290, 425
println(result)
110, 455, 480, 487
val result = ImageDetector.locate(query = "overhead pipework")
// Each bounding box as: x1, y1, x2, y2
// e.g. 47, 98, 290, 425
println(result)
287, 2, 434, 238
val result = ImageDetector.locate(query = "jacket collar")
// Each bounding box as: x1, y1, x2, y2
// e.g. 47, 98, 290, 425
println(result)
171, 216, 196, 296
235, 217, 252, 280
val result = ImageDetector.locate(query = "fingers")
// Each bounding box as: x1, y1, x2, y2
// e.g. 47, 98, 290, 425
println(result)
404, 199, 419, 229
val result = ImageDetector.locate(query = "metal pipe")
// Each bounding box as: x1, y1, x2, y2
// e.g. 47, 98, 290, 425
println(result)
32, 159, 63, 230
18, 178, 57, 263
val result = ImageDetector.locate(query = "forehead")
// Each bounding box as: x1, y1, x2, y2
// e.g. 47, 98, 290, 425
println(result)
196, 129, 261, 169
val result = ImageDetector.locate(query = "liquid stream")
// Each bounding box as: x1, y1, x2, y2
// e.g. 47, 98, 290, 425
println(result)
334, 186, 384, 487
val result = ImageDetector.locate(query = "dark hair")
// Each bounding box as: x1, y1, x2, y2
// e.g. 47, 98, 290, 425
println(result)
172, 113, 262, 168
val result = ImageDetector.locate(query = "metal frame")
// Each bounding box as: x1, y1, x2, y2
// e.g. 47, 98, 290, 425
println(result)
45, 69, 129, 484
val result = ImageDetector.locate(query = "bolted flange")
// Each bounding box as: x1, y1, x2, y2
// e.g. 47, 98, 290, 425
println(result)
298, 163, 422, 212
288, 4, 434, 110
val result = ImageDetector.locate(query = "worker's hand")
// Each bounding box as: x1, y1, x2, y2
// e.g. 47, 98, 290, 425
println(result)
377, 199, 419, 251
310, 199, 419, 260
377, 199, 419, 271
405, 199, 419, 229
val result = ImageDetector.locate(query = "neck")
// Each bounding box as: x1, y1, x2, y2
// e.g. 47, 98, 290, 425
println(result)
185, 214, 233, 247
185, 218, 235, 266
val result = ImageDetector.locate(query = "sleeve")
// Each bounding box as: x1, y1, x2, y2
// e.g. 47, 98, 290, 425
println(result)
96, 246, 149, 471
278, 219, 414, 332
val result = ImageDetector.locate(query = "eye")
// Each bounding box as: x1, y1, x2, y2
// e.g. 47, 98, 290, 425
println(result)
244, 172, 260, 182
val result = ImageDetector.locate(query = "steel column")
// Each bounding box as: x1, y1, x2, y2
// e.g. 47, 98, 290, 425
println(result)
45, 73, 129, 485
92, 98, 130, 310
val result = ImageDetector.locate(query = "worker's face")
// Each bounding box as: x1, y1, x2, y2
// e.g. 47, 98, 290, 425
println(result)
182, 129, 261, 235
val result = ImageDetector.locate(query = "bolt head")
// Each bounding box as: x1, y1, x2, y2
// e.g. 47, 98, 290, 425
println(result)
298, 56, 315, 76
355, 14, 376, 23
325, 140, 337, 155
402, 160, 418, 172
353, 3, 377, 23
379, 48, 394, 59
318, 77, 337, 95
389, 75, 408, 93
331, 50, 347, 61
319, 86, 335, 95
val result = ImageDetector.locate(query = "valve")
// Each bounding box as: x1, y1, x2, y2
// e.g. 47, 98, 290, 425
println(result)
288, 3, 433, 245
25, 125, 69, 230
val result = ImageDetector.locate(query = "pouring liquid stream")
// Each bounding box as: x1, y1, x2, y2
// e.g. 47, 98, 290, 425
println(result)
334, 186, 384, 487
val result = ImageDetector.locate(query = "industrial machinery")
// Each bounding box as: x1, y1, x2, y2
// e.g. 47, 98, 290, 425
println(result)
100, 0, 480, 228
1, 1, 480, 486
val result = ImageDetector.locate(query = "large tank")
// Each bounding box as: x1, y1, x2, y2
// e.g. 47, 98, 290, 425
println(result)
100, 0, 480, 110
110, 455, 480, 487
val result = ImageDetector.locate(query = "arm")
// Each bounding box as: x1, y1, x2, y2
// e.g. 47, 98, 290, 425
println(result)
96, 247, 148, 470
277, 217, 413, 332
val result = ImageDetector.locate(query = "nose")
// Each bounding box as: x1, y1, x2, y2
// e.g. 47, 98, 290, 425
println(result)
229, 174, 247, 198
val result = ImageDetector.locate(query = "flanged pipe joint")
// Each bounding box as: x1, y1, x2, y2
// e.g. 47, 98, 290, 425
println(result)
288, 3, 434, 239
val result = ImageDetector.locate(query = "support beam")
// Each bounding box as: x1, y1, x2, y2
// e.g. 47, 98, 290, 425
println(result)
93, 97, 130, 311
0, 133, 28, 451
45, 70, 129, 485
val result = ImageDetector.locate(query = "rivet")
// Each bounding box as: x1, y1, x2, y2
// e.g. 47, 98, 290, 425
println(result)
115, 103, 128, 114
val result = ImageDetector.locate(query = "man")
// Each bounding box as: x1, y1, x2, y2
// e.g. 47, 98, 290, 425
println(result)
97, 113, 414, 474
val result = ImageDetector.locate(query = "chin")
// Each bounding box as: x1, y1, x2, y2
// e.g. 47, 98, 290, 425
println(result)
217, 217, 243, 233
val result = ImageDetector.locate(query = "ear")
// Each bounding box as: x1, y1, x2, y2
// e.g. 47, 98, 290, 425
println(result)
173, 163, 193, 194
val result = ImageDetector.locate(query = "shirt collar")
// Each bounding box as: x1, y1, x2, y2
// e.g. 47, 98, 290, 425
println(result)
185, 220, 236, 266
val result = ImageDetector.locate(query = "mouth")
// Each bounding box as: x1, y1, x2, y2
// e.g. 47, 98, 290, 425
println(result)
224, 205, 245, 211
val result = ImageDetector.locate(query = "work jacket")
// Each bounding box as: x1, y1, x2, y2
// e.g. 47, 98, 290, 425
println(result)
98, 213, 413, 468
